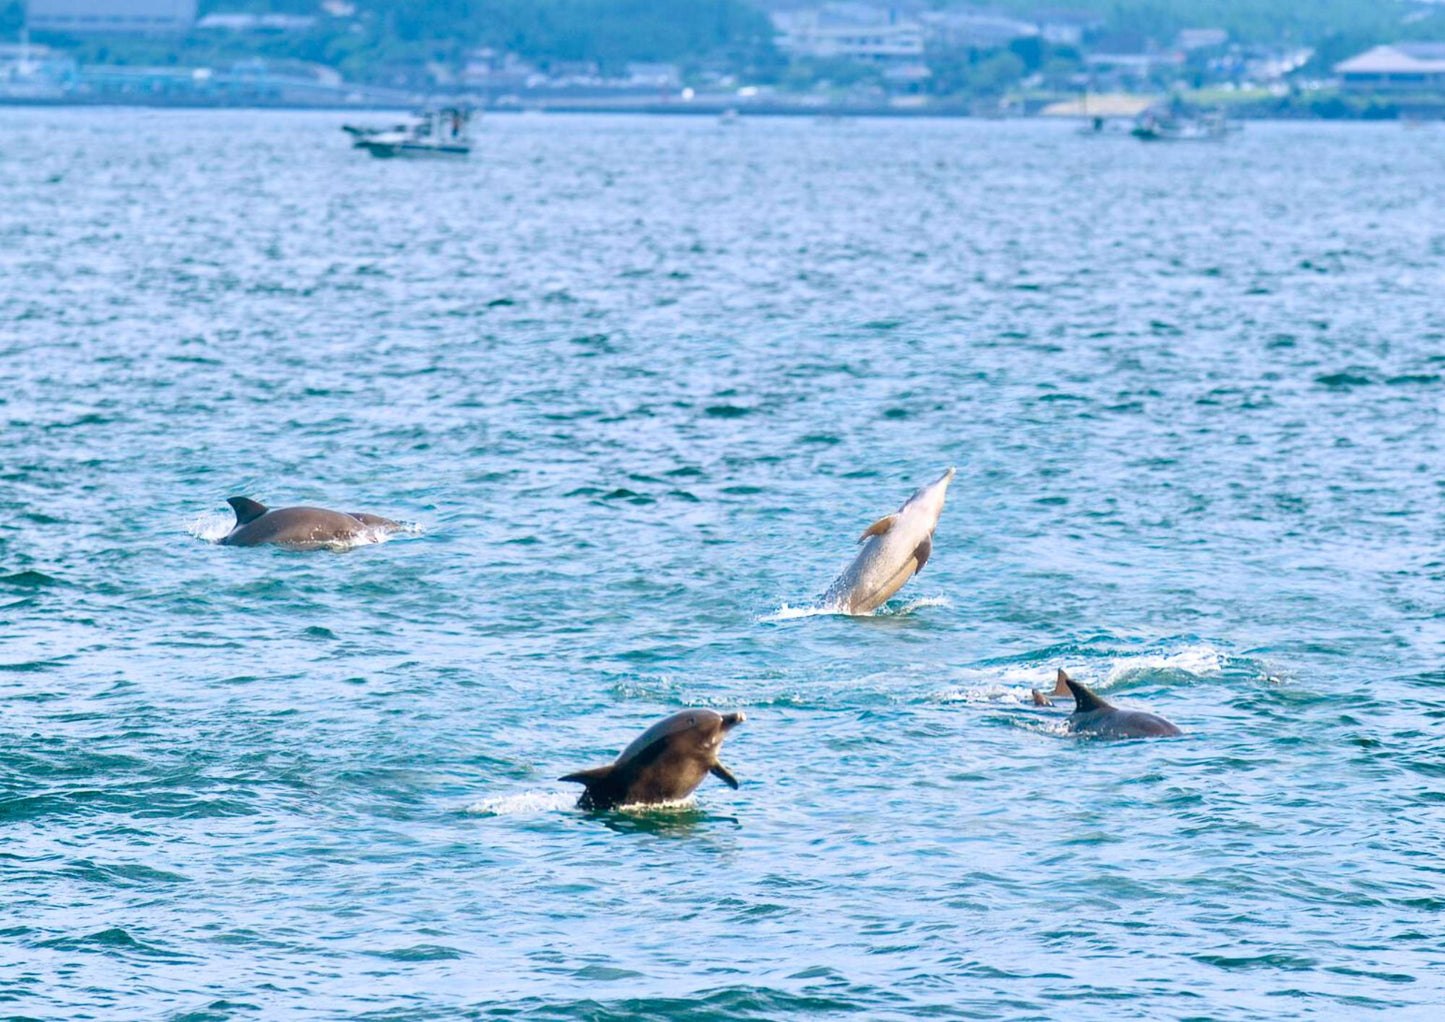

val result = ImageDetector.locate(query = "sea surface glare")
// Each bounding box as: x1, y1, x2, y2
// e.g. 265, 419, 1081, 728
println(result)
3, 110, 1445, 1020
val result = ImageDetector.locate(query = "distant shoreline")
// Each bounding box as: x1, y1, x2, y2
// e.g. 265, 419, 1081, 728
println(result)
1, 95, 1441, 121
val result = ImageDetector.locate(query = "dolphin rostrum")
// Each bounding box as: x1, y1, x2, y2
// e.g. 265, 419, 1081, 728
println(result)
560, 709, 745, 810
822, 467, 955, 614
1062, 672, 1181, 739
217, 497, 401, 550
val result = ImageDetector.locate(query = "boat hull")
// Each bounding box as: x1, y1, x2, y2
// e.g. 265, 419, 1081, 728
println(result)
357, 141, 470, 159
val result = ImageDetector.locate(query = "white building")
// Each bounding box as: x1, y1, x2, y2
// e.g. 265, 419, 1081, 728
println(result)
1335, 44, 1445, 91
1176, 28, 1228, 52
1031, 9, 1104, 47
27, 0, 196, 34
773, 6, 925, 63
918, 10, 1037, 50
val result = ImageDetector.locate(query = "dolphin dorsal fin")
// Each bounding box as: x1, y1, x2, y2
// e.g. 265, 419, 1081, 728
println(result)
1064, 676, 1113, 713
1052, 668, 1074, 697
226, 496, 269, 526
858, 514, 900, 543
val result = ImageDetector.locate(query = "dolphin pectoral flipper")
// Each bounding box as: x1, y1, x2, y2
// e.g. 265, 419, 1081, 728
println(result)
858, 514, 900, 543
709, 763, 740, 789
226, 496, 269, 526
912, 536, 932, 573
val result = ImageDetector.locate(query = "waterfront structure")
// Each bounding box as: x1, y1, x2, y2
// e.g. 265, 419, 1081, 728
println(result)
27, 0, 196, 34
1335, 44, 1445, 92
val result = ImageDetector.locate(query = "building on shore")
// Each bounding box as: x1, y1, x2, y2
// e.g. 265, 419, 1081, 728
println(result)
1031, 8, 1105, 47
772, 5, 925, 63
1335, 44, 1445, 91
916, 9, 1037, 50
27, 0, 196, 35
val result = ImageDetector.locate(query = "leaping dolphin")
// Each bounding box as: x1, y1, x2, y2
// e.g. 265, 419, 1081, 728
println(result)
217, 497, 401, 550
1062, 672, 1181, 739
561, 709, 745, 811
822, 467, 954, 614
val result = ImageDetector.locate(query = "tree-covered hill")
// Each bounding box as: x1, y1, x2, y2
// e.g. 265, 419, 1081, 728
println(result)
6, 0, 778, 80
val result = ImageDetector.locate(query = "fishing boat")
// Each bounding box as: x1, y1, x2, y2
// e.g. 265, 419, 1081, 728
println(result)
348, 107, 473, 159
1131, 107, 1234, 142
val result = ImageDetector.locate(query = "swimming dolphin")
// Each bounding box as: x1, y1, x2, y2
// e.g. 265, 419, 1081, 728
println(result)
822, 467, 955, 614
1063, 674, 1181, 739
218, 497, 401, 550
560, 709, 745, 810
1031, 668, 1076, 707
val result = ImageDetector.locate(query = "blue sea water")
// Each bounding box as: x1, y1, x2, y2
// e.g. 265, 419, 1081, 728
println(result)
2, 109, 1444, 1019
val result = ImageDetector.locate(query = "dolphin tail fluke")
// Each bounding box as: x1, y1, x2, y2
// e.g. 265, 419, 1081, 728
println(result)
1052, 668, 1074, 698
226, 496, 269, 526
1063, 676, 1113, 713
858, 514, 899, 543
709, 763, 740, 789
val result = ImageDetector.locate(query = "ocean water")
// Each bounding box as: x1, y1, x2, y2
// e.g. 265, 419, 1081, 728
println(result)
2, 109, 1444, 1020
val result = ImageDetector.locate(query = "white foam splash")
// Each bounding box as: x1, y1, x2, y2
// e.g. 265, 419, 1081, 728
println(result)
617, 796, 697, 813
463, 790, 575, 816
931, 643, 1227, 704
759, 594, 951, 622
462, 791, 700, 816
187, 511, 234, 543
1098, 645, 1225, 686
932, 682, 1046, 705
758, 602, 838, 622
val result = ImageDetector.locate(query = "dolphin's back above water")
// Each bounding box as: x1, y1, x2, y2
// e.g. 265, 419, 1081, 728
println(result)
218, 497, 400, 550
822, 467, 954, 614
1063, 675, 1181, 739
560, 709, 745, 810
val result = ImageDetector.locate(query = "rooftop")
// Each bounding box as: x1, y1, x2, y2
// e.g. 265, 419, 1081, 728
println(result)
1335, 44, 1445, 75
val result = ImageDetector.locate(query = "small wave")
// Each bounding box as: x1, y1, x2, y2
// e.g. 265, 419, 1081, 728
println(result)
463, 790, 576, 816
1100, 644, 1225, 685
880, 595, 951, 615
1012, 717, 1072, 738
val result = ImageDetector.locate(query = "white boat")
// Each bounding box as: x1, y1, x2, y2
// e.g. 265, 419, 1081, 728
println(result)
1131, 108, 1236, 142
350, 108, 473, 159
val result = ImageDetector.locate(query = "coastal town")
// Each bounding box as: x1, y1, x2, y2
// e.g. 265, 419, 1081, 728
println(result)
2, 0, 1444, 118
